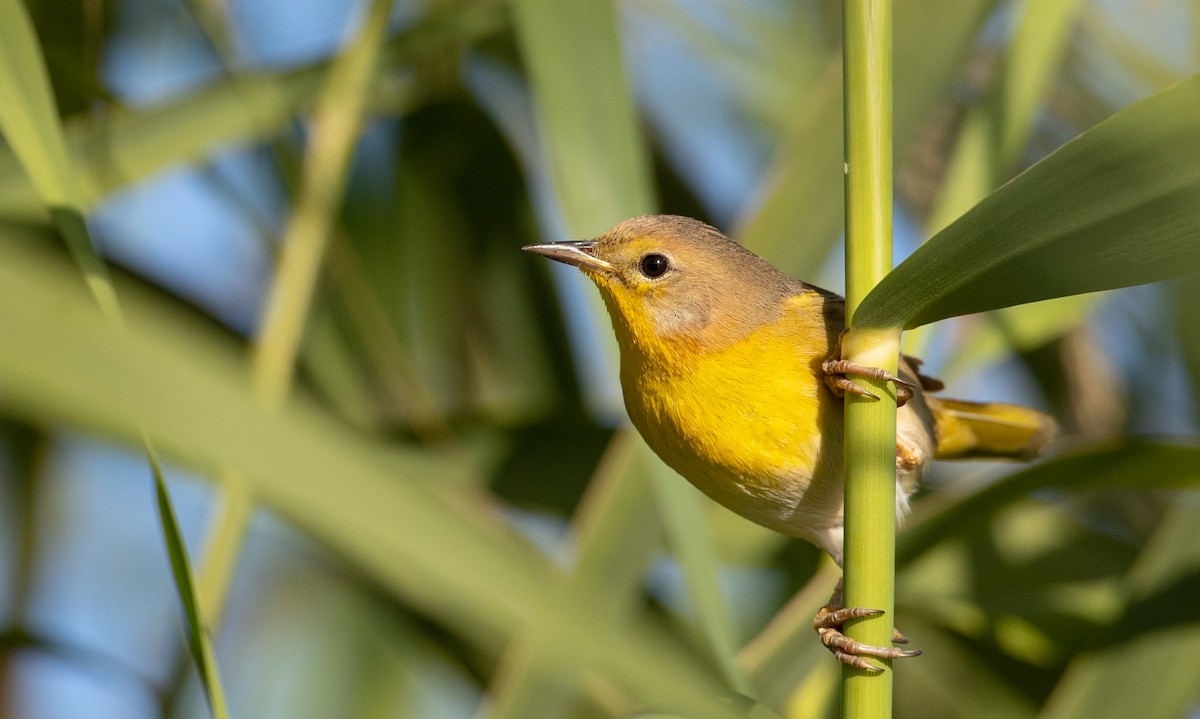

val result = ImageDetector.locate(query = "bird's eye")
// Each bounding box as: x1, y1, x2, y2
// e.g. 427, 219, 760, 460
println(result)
638, 253, 670, 279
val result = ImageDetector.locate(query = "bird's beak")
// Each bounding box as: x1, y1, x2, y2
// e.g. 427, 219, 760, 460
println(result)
522, 240, 611, 273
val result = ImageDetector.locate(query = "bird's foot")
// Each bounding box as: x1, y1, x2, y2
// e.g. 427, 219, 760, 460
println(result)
822, 331, 917, 406
821, 358, 917, 406
813, 580, 921, 672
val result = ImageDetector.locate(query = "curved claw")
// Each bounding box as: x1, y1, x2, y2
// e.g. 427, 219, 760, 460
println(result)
821, 358, 917, 406
814, 606, 885, 628
813, 579, 922, 671
817, 624, 923, 672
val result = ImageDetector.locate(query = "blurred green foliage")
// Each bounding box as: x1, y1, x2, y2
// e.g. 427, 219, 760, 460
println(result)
0, 1, 1199, 718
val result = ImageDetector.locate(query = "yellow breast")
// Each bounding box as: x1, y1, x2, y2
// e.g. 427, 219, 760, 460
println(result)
614, 292, 844, 534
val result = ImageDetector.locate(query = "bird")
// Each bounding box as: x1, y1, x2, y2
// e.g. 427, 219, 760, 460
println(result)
524, 214, 1056, 670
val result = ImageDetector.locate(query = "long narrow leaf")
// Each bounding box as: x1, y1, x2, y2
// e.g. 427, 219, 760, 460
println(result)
509, 0, 749, 708
510, 0, 654, 235
1039, 502, 1200, 719
644, 443, 752, 693
0, 0, 75, 207
485, 431, 661, 719
856, 75, 1200, 330
928, 0, 1084, 234
0, 1, 507, 220
735, 0, 998, 276
148, 442, 230, 719
0, 0, 120, 322
252, 0, 394, 408
898, 441, 1200, 567
0, 229, 746, 719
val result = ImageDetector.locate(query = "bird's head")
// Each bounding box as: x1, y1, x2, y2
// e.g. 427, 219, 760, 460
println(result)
524, 215, 799, 356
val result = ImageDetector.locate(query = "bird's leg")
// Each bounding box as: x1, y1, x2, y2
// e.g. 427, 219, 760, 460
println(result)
822, 330, 917, 406
812, 577, 921, 672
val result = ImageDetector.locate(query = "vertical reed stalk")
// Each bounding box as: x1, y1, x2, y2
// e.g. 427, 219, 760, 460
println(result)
841, 0, 898, 716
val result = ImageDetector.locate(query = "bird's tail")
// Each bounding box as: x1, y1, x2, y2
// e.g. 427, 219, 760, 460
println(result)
930, 397, 1057, 461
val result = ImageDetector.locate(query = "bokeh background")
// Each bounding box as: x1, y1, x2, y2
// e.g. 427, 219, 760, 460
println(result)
1, 0, 1199, 717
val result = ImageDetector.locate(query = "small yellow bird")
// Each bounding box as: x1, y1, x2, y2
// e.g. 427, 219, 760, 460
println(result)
525, 215, 1056, 670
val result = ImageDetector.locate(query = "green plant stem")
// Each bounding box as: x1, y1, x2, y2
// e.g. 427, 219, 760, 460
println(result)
842, 0, 898, 717
197, 468, 254, 625
199, 0, 394, 649
252, 0, 395, 409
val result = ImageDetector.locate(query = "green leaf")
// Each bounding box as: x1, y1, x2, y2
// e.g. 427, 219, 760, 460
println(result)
0, 228, 747, 719
939, 294, 1101, 378
735, 0, 998, 276
896, 618, 1039, 719
644, 441, 752, 694
0, 64, 321, 219
510, 0, 654, 236
1076, 7, 1188, 95
507, 0, 746, 708
148, 440, 231, 719
0, 0, 75, 208
251, 0, 395, 409
1039, 502, 1200, 719
484, 432, 662, 719
901, 0, 1088, 370
898, 441, 1200, 567
0, 0, 120, 323
928, 0, 1084, 235
855, 74, 1200, 330
738, 564, 842, 712
0, 1, 508, 220
1176, 280, 1200, 414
